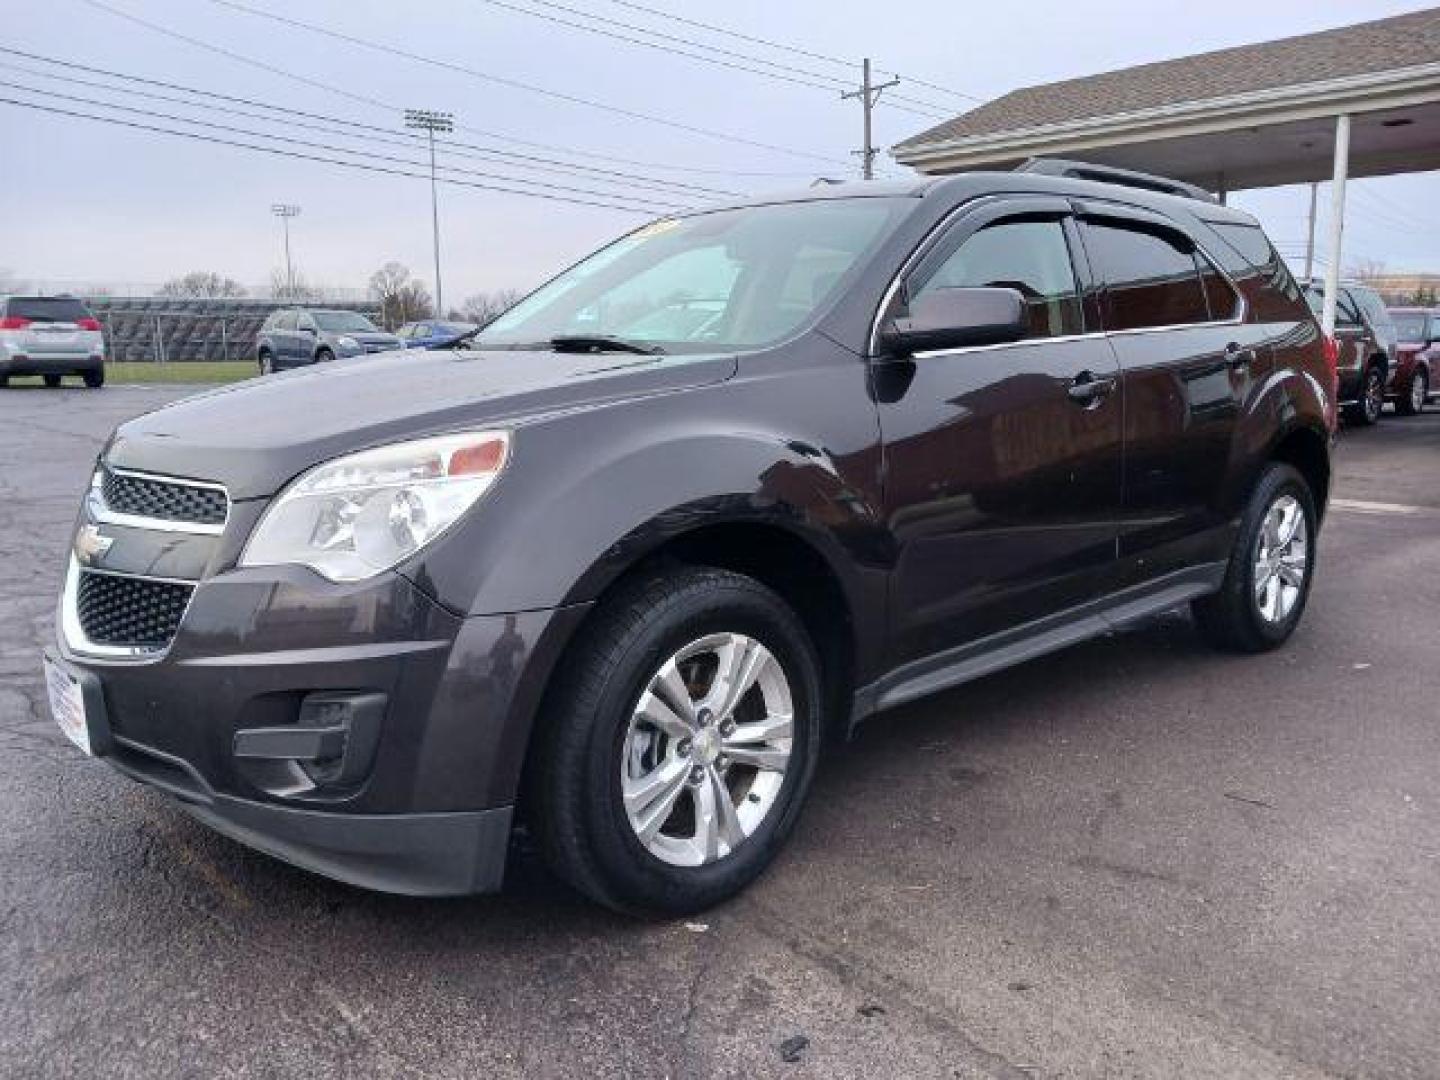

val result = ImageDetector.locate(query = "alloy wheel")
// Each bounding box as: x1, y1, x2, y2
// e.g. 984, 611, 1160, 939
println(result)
621, 633, 793, 867
1253, 494, 1309, 624
1412, 371, 1428, 413
1364, 370, 1383, 422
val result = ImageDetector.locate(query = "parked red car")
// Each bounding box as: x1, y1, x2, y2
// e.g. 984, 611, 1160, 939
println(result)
1386, 307, 1436, 416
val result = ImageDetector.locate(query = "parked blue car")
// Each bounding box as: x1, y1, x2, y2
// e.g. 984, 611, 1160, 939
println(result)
396, 320, 477, 349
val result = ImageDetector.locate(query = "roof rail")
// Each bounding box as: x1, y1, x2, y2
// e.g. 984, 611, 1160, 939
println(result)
1015, 158, 1218, 204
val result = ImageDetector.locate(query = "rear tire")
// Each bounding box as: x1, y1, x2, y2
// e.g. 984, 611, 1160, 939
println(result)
43, 374, 61, 388
1395, 368, 1427, 416
83, 368, 104, 389
315, 348, 335, 365
1345, 364, 1384, 425
528, 567, 823, 917
1192, 463, 1317, 654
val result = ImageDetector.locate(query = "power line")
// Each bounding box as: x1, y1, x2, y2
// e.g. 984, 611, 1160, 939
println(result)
596, 0, 985, 103
177, 0, 852, 165
0, 95, 669, 215
473, 0, 952, 119
2, 78, 687, 211
0, 50, 738, 200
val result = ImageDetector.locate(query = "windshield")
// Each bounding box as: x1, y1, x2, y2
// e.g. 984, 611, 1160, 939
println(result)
477, 198, 909, 352
1392, 312, 1431, 343
314, 311, 380, 332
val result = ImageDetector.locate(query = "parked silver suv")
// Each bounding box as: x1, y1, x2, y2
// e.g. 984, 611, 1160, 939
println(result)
255, 308, 402, 374
0, 295, 105, 388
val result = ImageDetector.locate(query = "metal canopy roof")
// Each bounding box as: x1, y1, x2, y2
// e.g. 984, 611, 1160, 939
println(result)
893, 8, 1440, 192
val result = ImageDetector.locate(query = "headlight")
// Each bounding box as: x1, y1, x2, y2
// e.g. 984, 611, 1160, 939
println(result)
335, 336, 358, 349
240, 431, 510, 582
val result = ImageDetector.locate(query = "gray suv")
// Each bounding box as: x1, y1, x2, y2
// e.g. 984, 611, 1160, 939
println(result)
255, 308, 402, 374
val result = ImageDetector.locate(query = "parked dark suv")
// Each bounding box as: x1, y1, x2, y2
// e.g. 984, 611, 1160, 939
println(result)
255, 308, 402, 373
1302, 280, 1398, 424
44, 162, 1333, 915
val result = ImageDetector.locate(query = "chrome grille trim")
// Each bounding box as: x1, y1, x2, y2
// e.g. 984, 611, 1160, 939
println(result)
60, 559, 197, 660
90, 465, 230, 536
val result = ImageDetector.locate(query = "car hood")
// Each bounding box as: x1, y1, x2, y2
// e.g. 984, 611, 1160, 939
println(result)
107, 347, 737, 499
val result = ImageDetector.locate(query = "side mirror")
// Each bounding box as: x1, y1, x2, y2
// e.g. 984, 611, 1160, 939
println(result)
880, 287, 1028, 356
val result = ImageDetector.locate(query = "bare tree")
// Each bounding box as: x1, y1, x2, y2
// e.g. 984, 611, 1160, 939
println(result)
269, 267, 321, 302
369, 262, 434, 328
0, 268, 32, 294
1347, 257, 1387, 284
160, 271, 248, 299
459, 288, 522, 327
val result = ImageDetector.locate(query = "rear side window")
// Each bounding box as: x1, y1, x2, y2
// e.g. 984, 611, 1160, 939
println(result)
1208, 221, 1305, 318
4, 296, 91, 322
913, 218, 1083, 339
1082, 221, 1210, 331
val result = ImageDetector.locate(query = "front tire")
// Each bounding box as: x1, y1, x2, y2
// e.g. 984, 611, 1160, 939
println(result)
258, 351, 274, 376
1346, 364, 1384, 425
315, 348, 335, 365
1395, 368, 1428, 416
43, 374, 61, 388
1192, 463, 1317, 653
529, 567, 823, 916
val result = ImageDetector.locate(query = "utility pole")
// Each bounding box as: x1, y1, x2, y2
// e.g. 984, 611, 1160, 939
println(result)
270, 204, 300, 297
841, 59, 899, 180
405, 108, 454, 316
1303, 181, 1319, 282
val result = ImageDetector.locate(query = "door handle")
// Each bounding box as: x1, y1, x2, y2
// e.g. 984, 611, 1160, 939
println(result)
1225, 342, 1256, 370
1068, 371, 1116, 405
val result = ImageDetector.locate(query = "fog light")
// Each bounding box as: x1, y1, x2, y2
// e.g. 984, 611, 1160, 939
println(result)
233, 691, 384, 789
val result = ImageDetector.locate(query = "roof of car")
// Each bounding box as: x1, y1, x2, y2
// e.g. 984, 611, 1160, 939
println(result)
691, 170, 1260, 228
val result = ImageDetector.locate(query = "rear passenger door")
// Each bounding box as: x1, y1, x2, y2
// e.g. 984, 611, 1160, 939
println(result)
877, 197, 1125, 666
1075, 204, 1255, 575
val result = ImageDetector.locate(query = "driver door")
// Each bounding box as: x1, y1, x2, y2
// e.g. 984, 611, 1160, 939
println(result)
875, 198, 1124, 667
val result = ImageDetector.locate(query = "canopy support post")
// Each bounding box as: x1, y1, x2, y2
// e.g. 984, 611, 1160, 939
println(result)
1320, 114, 1351, 337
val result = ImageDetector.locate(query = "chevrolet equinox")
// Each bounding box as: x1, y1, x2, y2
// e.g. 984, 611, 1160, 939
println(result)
45, 162, 1333, 915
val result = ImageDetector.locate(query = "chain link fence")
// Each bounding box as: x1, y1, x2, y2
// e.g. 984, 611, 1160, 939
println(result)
87, 297, 383, 364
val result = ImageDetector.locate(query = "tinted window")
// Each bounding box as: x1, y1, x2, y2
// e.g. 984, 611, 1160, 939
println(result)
914, 218, 1082, 339
1392, 312, 1428, 342
1194, 251, 1240, 321
1083, 221, 1210, 331
1208, 221, 1305, 319
5, 296, 91, 322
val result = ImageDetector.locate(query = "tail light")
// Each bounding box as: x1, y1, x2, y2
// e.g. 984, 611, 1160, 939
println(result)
76, 317, 102, 331
0, 316, 31, 330
1321, 334, 1340, 431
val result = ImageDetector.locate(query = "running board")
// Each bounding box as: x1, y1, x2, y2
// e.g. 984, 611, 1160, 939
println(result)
849, 563, 1226, 730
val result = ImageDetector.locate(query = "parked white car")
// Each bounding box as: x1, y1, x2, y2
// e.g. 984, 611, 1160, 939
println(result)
0, 296, 105, 388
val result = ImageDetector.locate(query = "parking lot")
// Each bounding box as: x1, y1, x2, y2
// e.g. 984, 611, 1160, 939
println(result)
1, 384, 1436, 1079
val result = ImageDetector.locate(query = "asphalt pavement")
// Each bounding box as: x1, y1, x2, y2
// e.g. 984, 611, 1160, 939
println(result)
1, 384, 1437, 1079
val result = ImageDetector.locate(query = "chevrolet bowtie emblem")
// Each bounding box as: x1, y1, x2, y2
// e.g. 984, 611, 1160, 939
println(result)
74, 524, 114, 566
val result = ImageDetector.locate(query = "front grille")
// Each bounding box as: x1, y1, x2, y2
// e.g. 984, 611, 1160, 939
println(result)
101, 469, 227, 526
75, 570, 193, 648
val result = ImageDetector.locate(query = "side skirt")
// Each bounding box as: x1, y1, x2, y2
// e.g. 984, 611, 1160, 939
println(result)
848, 563, 1226, 732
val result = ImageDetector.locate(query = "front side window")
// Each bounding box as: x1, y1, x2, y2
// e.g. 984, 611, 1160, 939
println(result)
277, 310, 298, 331
1393, 312, 1429, 342
479, 198, 908, 353
1084, 221, 1211, 331
911, 218, 1082, 339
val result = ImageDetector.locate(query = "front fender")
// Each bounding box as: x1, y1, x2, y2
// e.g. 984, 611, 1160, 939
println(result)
406, 353, 887, 622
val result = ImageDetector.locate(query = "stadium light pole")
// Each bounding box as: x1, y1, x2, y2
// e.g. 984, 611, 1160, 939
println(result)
404, 108, 454, 316
270, 204, 301, 297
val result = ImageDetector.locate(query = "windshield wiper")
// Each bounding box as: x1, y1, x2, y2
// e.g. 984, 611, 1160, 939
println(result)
548, 334, 665, 355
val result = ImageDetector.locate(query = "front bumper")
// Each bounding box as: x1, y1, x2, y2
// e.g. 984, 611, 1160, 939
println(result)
55, 565, 588, 895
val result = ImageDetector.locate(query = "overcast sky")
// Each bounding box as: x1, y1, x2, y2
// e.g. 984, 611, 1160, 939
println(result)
4, 0, 1437, 306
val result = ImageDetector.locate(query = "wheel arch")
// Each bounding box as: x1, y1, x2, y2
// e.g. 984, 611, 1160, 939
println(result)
1268, 423, 1331, 524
